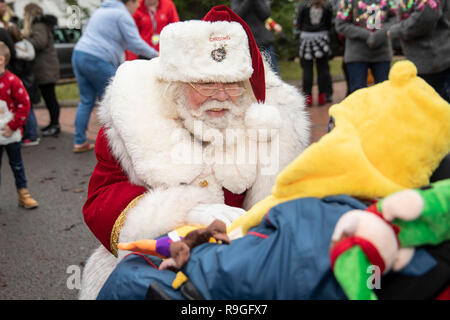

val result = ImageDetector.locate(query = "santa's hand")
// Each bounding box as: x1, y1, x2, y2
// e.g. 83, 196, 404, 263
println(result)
187, 204, 246, 227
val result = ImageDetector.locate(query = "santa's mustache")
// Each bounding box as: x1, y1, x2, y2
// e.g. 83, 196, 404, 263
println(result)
200, 101, 233, 112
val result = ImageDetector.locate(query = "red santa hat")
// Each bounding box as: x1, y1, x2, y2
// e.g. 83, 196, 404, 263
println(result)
156, 5, 266, 103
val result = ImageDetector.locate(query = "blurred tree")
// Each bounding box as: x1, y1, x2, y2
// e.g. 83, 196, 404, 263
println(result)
172, 0, 229, 20
270, 0, 298, 61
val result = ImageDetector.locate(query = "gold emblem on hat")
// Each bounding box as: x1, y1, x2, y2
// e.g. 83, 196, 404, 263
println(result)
199, 180, 209, 188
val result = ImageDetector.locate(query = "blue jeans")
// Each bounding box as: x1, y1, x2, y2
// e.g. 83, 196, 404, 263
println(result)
23, 106, 38, 141
0, 142, 27, 189
72, 50, 117, 145
260, 45, 279, 75
346, 61, 391, 94
419, 67, 450, 103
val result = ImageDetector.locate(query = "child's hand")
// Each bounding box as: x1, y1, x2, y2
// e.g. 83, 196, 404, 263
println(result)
1, 125, 13, 137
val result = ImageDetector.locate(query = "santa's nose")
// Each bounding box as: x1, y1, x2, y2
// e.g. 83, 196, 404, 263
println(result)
211, 85, 230, 101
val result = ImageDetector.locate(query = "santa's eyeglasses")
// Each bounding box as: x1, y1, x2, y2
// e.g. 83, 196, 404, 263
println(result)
189, 82, 244, 97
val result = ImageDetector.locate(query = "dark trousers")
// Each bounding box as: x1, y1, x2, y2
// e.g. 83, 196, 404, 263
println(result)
419, 67, 450, 103
346, 61, 390, 94
39, 83, 60, 126
23, 105, 38, 141
300, 57, 333, 96
0, 142, 27, 189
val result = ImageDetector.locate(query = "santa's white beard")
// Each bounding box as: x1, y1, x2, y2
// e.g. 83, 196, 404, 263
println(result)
175, 91, 253, 144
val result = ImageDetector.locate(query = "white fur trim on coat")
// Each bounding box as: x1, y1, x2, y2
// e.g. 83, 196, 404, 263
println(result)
117, 185, 220, 258
79, 185, 220, 299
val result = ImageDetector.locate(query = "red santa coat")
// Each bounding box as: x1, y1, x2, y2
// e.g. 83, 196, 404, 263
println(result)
125, 0, 179, 60
1, 70, 30, 134
84, 127, 246, 254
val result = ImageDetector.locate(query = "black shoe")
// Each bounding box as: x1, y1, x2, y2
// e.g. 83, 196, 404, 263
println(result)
40, 124, 52, 132
326, 93, 333, 103
41, 125, 60, 137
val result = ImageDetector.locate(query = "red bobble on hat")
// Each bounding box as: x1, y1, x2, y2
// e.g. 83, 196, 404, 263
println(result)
202, 6, 266, 103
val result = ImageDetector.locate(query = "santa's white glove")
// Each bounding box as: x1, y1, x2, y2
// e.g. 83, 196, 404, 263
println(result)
186, 204, 246, 227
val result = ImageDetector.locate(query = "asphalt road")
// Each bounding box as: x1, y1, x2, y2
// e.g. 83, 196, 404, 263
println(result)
0, 131, 99, 299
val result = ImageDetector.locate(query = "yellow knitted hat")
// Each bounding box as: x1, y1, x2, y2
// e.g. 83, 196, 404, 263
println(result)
228, 60, 450, 237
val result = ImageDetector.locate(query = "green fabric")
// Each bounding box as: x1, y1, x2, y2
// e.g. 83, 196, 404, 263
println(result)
333, 246, 378, 300
394, 179, 450, 247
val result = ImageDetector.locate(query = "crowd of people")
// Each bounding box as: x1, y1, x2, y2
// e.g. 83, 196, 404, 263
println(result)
295, 0, 450, 106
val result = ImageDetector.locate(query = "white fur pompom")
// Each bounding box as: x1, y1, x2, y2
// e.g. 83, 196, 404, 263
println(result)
245, 103, 282, 130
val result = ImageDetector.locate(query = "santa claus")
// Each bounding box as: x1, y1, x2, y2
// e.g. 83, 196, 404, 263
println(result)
79, 5, 311, 299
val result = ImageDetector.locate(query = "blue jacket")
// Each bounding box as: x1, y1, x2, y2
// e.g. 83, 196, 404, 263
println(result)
75, 0, 157, 68
98, 195, 436, 300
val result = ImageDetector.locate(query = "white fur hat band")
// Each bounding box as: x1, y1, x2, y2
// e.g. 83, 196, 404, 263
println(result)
156, 20, 253, 84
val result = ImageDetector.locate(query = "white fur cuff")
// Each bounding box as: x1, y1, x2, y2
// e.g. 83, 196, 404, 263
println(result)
117, 185, 218, 258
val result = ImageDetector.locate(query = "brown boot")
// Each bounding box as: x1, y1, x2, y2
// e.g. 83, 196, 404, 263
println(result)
17, 188, 39, 209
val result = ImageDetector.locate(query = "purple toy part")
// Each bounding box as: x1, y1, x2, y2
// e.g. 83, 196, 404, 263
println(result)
155, 236, 185, 258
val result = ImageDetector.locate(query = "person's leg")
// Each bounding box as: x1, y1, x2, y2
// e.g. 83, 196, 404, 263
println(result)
342, 61, 351, 97
5, 142, 27, 190
23, 105, 38, 143
0, 145, 3, 186
369, 61, 390, 84
419, 67, 450, 103
73, 51, 116, 147
39, 83, 60, 127
316, 56, 333, 104
345, 62, 369, 94
5, 142, 38, 208
300, 58, 314, 106
259, 45, 279, 75
300, 58, 314, 95
97, 253, 183, 300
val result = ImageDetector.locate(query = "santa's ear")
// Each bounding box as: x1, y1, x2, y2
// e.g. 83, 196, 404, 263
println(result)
381, 190, 424, 221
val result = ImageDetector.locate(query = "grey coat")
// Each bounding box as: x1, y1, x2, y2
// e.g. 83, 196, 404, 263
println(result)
231, 0, 274, 48
27, 16, 60, 85
389, 0, 450, 75
335, 0, 397, 63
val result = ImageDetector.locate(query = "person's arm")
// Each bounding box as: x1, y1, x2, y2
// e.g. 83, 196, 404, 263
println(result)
0, 29, 16, 61
118, 14, 158, 59
366, 4, 397, 48
169, 1, 180, 22
84, 128, 227, 257
83, 128, 148, 255
389, 4, 442, 40
15, 39, 36, 61
253, 0, 271, 21
26, 23, 49, 51
231, 0, 254, 17
7, 77, 30, 132
335, 0, 371, 40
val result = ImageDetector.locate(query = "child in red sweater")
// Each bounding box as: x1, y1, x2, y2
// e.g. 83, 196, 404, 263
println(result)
0, 41, 38, 209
